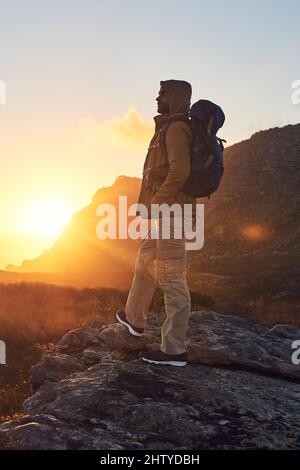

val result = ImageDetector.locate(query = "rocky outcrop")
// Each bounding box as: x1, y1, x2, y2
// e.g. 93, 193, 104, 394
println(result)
0, 311, 299, 449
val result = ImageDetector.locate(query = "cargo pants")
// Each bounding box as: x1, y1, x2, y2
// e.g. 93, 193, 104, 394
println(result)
125, 214, 191, 354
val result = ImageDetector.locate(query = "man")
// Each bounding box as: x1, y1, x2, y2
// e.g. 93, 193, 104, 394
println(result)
116, 79, 197, 366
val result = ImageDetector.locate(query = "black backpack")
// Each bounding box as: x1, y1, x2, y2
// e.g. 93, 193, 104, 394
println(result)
160, 100, 226, 198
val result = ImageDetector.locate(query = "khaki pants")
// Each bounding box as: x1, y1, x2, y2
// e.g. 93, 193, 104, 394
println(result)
125, 214, 191, 354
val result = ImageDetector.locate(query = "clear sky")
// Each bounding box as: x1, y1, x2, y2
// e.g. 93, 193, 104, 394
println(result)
0, 0, 299, 268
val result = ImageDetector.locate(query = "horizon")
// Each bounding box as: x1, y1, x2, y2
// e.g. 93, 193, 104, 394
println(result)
0, 0, 300, 268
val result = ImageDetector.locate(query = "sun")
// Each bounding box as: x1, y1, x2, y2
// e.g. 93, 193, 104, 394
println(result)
18, 197, 74, 238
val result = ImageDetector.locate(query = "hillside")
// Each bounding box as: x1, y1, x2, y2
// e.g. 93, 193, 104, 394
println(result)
5, 124, 300, 281
194, 123, 300, 272
2, 124, 300, 312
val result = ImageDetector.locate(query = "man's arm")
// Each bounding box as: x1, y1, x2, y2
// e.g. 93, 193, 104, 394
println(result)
151, 121, 192, 204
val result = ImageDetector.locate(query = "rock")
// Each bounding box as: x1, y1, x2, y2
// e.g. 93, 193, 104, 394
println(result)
269, 324, 300, 341
56, 325, 103, 353
98, 323, 151, 351
30, 352, 86, 392
82, 348, 104, 365
188, 311, 300, 380
0, 310, 299, 450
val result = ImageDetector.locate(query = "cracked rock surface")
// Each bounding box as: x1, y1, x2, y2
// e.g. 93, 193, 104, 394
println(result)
0, 311, 299, 449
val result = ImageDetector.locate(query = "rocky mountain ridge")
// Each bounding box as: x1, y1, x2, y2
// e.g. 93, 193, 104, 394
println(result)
6, 123, 300, 282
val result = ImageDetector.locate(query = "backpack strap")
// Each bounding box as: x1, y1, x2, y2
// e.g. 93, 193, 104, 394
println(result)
159, 122, 171, 162
159, 115, 190, 162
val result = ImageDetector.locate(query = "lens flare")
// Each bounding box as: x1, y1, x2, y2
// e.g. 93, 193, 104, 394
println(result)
241, 224, 268, 241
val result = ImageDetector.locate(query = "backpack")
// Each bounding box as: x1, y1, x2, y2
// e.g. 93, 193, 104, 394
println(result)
159, 100, 226, 198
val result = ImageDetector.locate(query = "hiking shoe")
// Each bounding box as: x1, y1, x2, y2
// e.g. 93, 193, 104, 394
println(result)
139, 349, 187, 367
116, 310, 144, 337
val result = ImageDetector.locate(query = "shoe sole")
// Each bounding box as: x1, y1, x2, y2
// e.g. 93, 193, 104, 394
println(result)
141, 357, 187, 367
116, 313, 144, 337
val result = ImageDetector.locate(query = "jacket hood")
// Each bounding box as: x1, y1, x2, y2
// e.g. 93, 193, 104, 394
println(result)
161, 79, 192, 115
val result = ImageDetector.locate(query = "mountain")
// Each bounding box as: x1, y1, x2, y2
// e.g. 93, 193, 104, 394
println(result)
193, 123, 300, 272
0, 309, 299, 449
4, 123, 300, 294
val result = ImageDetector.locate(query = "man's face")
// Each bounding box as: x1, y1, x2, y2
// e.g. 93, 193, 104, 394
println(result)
156, 86, 169, 114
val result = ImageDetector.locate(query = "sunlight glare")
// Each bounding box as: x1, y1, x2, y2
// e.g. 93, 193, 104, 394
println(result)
18, 197, 74, 238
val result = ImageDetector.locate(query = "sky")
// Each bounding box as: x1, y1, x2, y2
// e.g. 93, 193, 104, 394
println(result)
0, 0, 299, 268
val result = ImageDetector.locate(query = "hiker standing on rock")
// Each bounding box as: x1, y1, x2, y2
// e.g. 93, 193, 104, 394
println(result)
117, 80, 196, 366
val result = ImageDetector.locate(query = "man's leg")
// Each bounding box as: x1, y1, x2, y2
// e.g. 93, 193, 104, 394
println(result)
125, 223, 158, 329
157, 215, 191, 355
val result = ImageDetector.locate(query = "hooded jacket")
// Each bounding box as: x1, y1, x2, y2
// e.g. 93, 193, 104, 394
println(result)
136, 80, 197, 219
